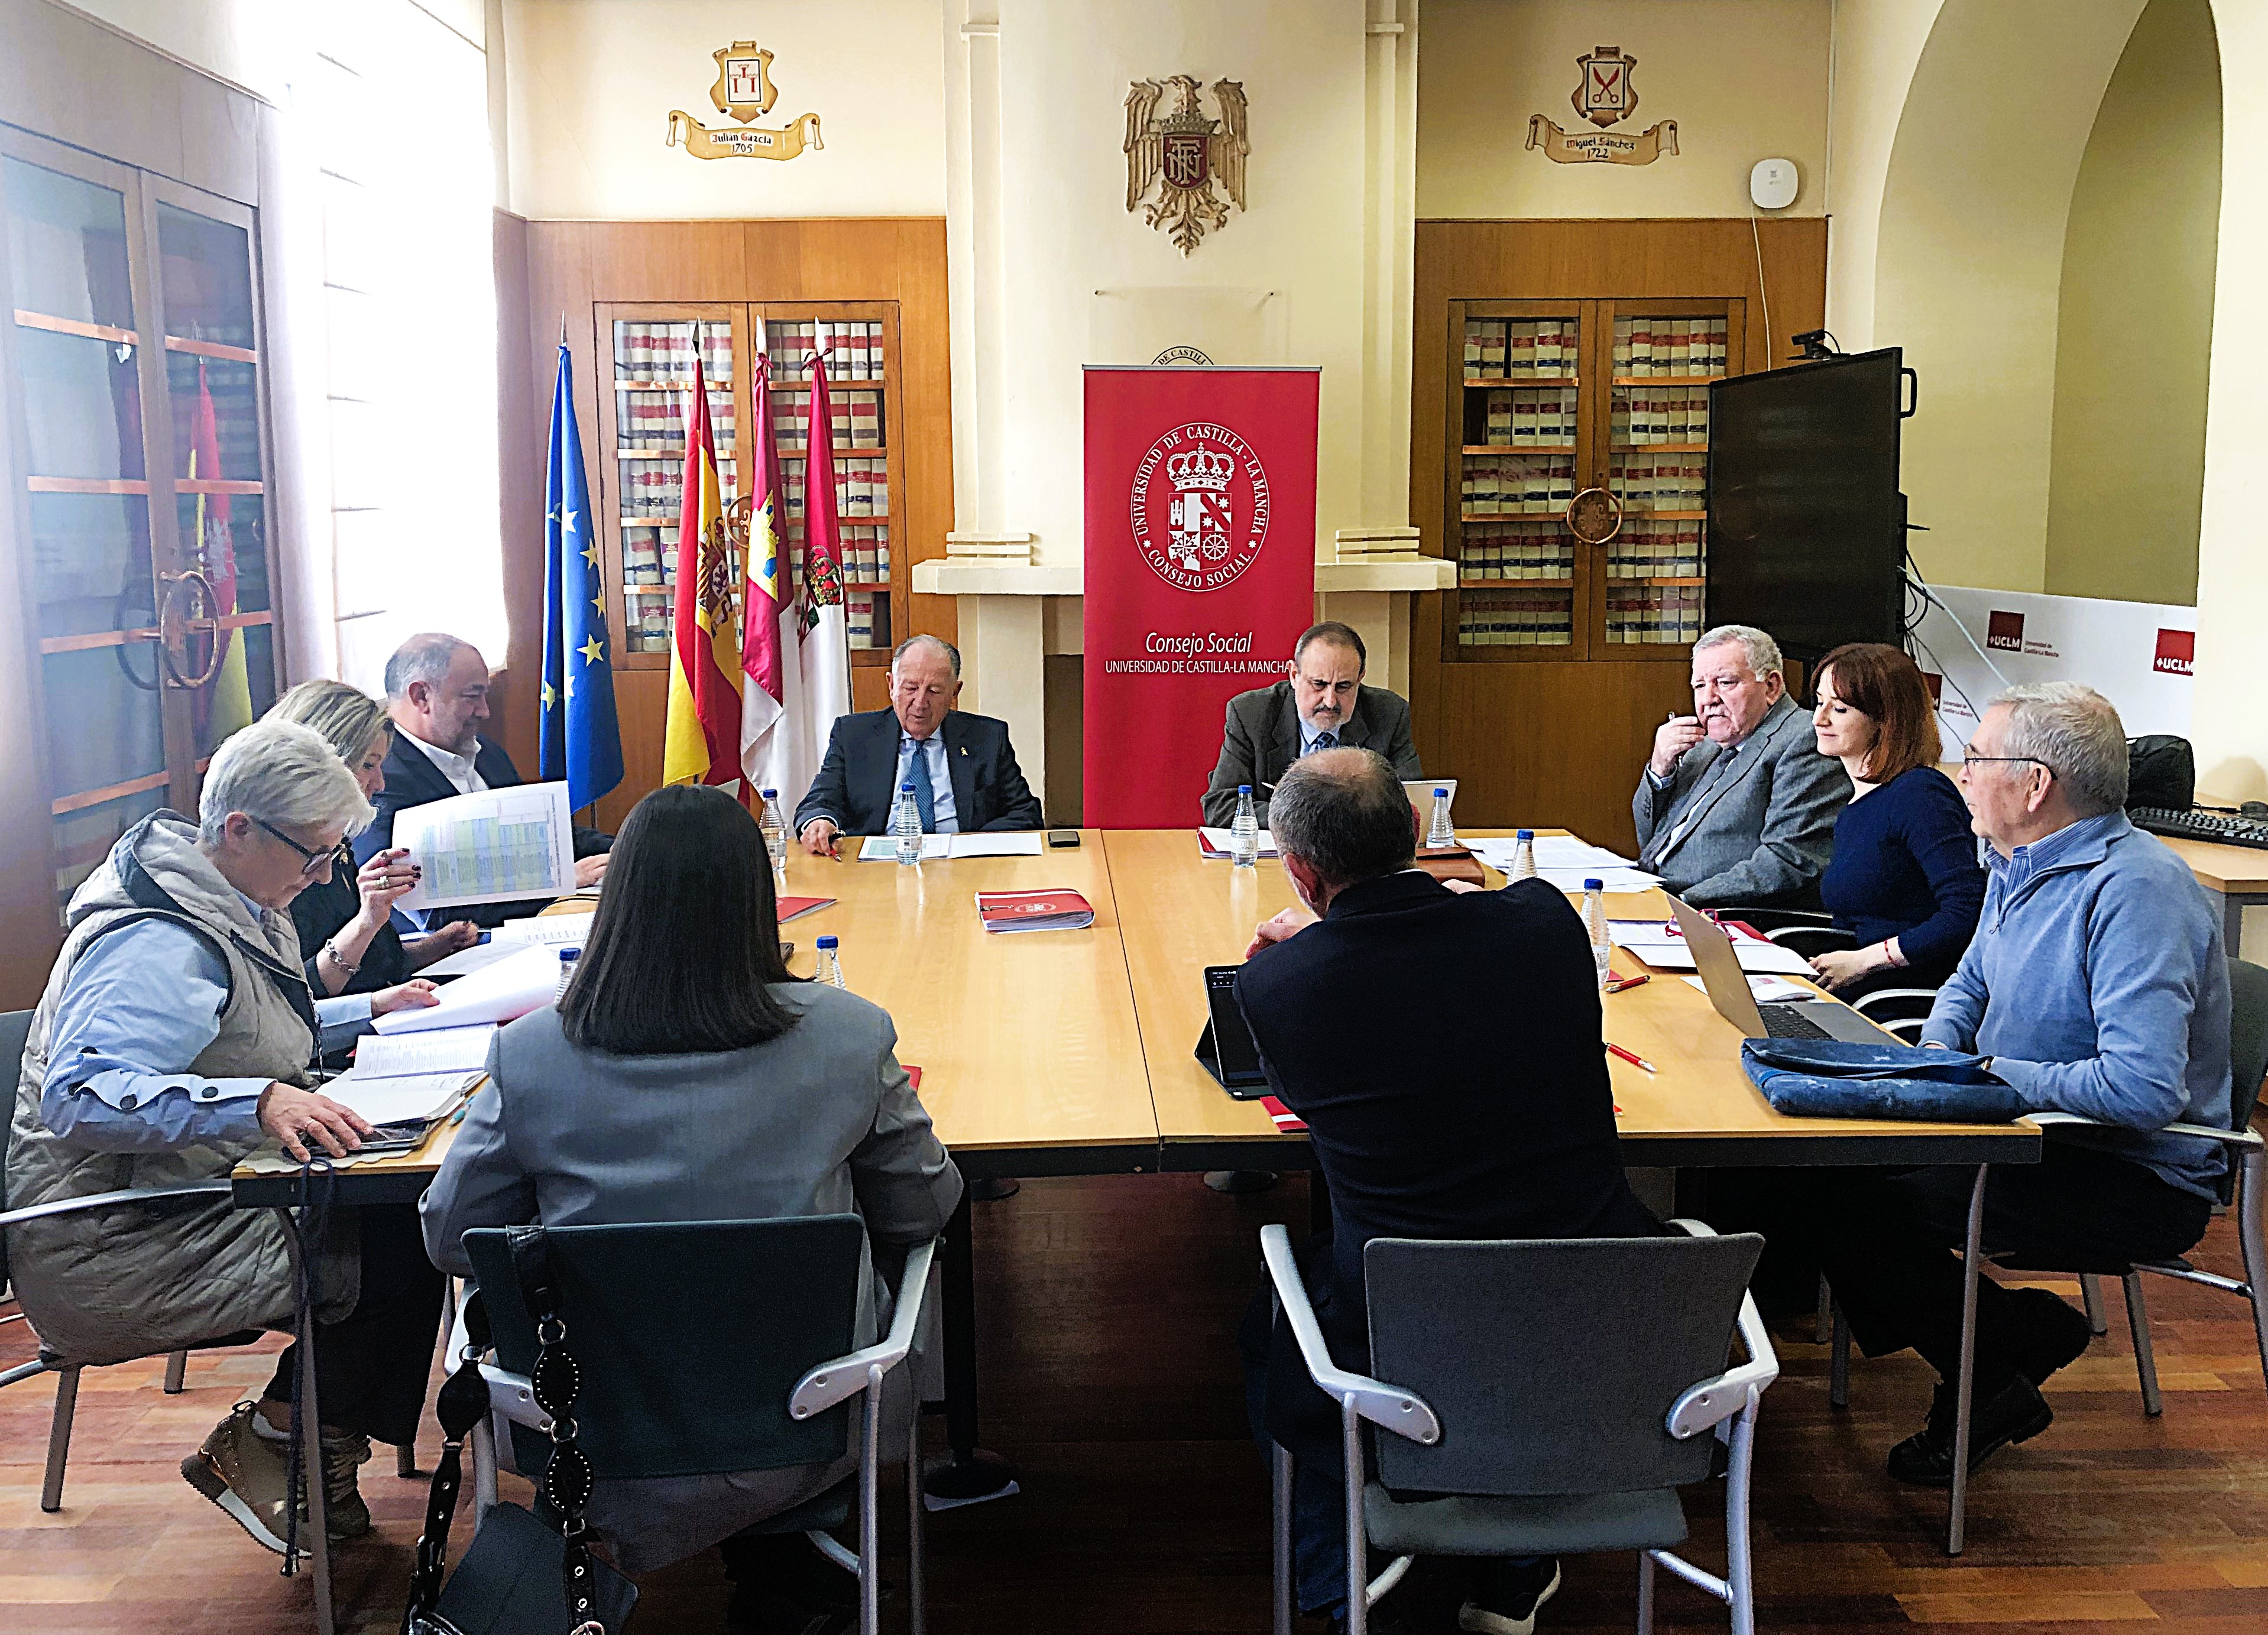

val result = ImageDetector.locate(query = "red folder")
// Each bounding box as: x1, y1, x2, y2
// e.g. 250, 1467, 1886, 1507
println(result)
974, 889, 1095, 933
779, 896, 836, 922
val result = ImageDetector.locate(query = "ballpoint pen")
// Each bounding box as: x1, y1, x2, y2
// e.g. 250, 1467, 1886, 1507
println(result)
1605, 1042, 1657, 1073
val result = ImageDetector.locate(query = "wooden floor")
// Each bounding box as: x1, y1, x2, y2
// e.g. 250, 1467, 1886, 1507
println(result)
7, 1173, 2268, 1632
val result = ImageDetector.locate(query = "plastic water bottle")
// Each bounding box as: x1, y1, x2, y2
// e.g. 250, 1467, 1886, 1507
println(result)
1511, 829, 1538, 881
555, 946, 579, 1002
1425, 787, 1455, 849
892, 781, 924, 866
758, 787, 788, 876
1583, 878, 1613, 990
1230, 785, 1259, 870
815, 935, 847, 989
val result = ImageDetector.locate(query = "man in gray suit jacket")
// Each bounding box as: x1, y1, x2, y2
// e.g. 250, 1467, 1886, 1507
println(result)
1201, 622, 1422, 826
1632, 624, 1849, 908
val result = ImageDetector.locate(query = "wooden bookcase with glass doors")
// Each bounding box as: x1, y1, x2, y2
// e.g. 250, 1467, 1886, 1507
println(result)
592, 303, 908, 673
0, 126, 281, 922
1441, 297, 1744, 664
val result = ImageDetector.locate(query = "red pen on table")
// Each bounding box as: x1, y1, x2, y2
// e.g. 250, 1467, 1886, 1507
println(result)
1603, 973, 1650, 994
1605, 1042, 1657, 1074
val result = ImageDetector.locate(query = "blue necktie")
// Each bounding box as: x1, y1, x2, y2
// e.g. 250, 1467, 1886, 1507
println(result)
1313, 732, 1338, 754
911, 738, 938, 831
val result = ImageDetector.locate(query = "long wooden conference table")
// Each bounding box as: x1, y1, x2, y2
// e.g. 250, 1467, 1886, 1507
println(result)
235, 828, 2042, 1628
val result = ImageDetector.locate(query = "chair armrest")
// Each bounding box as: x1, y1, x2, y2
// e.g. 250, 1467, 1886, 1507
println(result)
0, 1182, 234, 1230
1258, 1224, 1440, 1445
789, 1236, 939, 1421
1848, 987, 1943, 1017
479, 1361, 549, 1431
2024, 1109, 2263, 1149
1765, 927, 1854, 957
1663, 1218, 1781, 1439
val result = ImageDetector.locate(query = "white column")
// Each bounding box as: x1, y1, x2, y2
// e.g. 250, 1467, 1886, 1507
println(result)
1359, 0, 1419, 530
945, 2, 1010, 534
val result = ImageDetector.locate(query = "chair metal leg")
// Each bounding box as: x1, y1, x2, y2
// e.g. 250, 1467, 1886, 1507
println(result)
858, 1365, 884, 1635
1947, 1163, 1990, 1556
1342, 1396, 1368, 1635
0, 1357, 51, 1389
2241, 1150, 2268, 1397
1814, 1274, 1833, 1345
41, 1366, 81, 1512
1637, 1551, 1657, 1635
1725, 1405, 1758, 1635
2121, 1271, 2162, 1416
280, 1212, 335, 1635
1271, 1442, 1295, 1635
163, 1349, 188, 1394
395, 1442, 417, 1477
1829, 1300, 1851, 1410
2078, 1273, 2108, 1335
470, 1416, 499, 1525
905, 1400, 927, 1635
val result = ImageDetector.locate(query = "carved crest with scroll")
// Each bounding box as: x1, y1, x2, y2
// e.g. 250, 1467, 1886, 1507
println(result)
1123, 77, 1249, 255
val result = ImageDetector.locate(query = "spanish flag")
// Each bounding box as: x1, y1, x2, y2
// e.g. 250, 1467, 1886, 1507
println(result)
662, 358, 745, 790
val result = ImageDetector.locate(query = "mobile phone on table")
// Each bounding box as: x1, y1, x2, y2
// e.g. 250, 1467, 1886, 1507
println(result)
1048, 829, 1081, 848
354, 1120, 430, 1157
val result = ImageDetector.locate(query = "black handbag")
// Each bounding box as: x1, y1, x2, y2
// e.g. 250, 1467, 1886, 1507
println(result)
401, 1230, 639, 1635
2127, 734, 2196, 812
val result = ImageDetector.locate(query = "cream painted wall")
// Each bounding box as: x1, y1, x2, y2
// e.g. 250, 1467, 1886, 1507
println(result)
1417, 0, 1829, 218
2187, 0, 2268, 800
2043, 0, 2218, 608
1820, 0, 1943, 349
1871, 0, 2144, 595
500, 0, 947, 219
45, 0, 299, 98
964, 0, 1373, 563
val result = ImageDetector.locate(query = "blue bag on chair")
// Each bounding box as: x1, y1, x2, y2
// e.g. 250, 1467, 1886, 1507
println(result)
1741, 1038, 2025, 1123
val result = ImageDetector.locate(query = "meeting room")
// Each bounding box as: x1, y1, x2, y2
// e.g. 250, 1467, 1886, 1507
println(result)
5, 3, 2268, 1633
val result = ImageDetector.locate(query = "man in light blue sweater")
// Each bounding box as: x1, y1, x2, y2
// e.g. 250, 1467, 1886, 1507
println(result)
1747, 683, 2231, 1487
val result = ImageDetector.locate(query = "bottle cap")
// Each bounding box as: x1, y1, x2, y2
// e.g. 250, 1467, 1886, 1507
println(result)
817, 935, 838, 949
559, 947, 579, 961
1434, 787, 1448, 797
1583, 878, 1603, 891
1517, 829, 1534, 839
1238, 784, 1252, 794
760, 787, 777, 799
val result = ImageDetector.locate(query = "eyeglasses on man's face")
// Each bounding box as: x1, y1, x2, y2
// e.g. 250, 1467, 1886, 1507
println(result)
252, 815, 336, 878
1960, 753, 2052, 776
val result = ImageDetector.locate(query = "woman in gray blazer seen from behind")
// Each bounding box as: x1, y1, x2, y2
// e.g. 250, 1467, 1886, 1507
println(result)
420, 783, 963, 1634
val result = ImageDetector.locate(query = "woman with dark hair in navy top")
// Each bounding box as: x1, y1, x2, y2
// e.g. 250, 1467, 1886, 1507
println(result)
1806, 643, 1984, 998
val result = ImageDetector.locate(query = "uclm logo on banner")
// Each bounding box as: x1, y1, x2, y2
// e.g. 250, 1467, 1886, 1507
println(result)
2154, 628, 2195, 676
1129, 421, 1271, 592
1985, 610, 2024, 653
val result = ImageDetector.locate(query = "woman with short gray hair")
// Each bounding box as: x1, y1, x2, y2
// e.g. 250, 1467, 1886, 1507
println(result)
268, 680, 481, 998
5, 716, 446, 1558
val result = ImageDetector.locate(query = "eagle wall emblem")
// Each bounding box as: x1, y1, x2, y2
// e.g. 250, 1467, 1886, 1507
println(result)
1123, 76, 1249, 255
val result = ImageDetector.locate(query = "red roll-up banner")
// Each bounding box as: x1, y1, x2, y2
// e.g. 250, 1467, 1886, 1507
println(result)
1083, 366, 1321, 828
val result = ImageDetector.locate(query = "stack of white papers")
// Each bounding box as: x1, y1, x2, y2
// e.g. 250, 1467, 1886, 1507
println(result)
853, 832, 1049, 861
1681, 972, 1819, 1003
418, 913, 590, 979
324, 1024, 495, 1124
1198, 827, 1280, 858
375, 943, 561, 1034
1607, 919, 1815, 975
1467, 835, 1661, 892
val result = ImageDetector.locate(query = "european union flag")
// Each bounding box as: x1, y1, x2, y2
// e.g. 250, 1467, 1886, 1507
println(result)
539, 343, 623, 810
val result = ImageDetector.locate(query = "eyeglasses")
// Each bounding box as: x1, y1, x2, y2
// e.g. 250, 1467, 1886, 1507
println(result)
252, 815, 335, 878
1961, 754, 2053, 776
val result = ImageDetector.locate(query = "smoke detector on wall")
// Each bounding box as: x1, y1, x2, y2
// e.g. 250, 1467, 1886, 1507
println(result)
1749, 159, 1799, 211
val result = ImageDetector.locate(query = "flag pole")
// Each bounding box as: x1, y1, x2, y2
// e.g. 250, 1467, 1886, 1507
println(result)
558, 310, 567, 346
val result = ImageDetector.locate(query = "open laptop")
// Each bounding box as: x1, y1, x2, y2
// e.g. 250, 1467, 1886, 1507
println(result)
1666, 894, 1886, 1044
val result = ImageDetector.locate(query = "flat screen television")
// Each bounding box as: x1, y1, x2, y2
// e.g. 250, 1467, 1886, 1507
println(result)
1705, 347, 1910, 661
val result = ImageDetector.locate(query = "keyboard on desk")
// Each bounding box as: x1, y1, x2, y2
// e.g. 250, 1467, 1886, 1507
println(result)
1758, 1003, 1835, 1042
2131, 806, 2268, 850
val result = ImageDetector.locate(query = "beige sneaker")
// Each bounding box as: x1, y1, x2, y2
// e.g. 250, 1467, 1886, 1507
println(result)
306, 1426, 372, 1540
180, 1401, 298, 1555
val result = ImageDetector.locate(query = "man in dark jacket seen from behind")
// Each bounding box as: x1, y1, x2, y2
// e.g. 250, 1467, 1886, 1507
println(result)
1235, 747, 1660, 1635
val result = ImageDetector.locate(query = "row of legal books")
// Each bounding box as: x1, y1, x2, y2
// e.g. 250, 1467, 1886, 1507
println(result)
1607, 523, 1706, 579
1462, 455, 1576, 515
1460, 524, 1574, 582
615, 389, 737, 450
770, 388, 884, 452
1610, 456, 1706, 511
1606, 585, 1704, 644
777, 459, 890, 521
613, 321, 734, 384
618, 520, 890, 587
1613, 317, 1728, 377
846, 588, 890, 650
1478, 387, 1579, 446
620, 459, 740, 518
765, 320, 887, 382
1463, 319, 1576, 379
1611, 388, 1709, 446
1459, 591, 1575, 646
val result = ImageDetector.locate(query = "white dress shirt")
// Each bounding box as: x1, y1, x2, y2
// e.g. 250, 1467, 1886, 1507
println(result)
401, 729, 488, 797
895, 732, 960, 833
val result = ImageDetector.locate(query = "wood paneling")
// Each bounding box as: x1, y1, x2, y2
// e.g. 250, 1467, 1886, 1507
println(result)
1410, 219, 1829, 846
502, 218, 954, 833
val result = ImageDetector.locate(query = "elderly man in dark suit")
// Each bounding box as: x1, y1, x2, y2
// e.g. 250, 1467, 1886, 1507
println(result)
793, 634, 1042, 853
1201, 622, 1421, 828
355, 633, 613, 927
1235, 747, 1660, 1635
1632, 623, 1849, 909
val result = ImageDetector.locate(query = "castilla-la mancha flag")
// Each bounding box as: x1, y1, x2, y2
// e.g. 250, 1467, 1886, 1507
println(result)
662, 358, 745, 791
1083, 366, 1320, 827
738, 348, 796, 796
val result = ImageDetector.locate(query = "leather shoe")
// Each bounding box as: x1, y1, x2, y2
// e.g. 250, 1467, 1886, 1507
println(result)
1886, 1375, 2052, 1487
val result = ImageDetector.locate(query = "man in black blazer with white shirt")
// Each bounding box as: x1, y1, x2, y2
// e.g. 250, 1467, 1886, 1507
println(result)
1200, 622, 1421, 828
793, 634, 1042, 852
1233, 747, 1658, 1632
